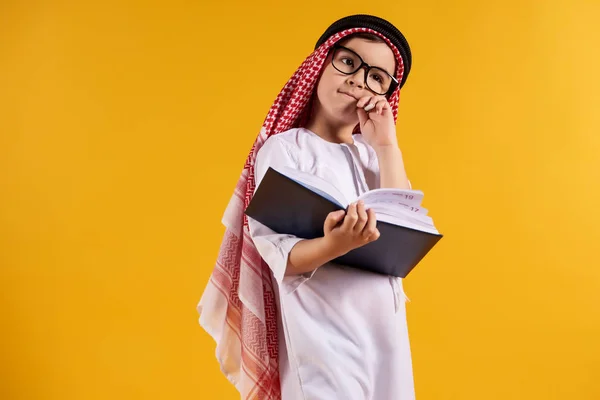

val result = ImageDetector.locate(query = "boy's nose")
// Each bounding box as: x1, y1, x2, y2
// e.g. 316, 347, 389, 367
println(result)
347, 70, 365, 89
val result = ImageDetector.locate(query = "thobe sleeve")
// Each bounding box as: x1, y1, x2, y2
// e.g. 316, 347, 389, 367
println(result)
247, 137, 306, 286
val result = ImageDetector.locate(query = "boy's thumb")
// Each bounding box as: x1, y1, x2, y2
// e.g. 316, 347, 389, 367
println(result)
356, 107, 368, 128
324, 210, 345, 232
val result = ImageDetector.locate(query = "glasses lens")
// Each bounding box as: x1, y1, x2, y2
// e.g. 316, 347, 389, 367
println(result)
332, 48, 361, 74
366, 67, 393, 95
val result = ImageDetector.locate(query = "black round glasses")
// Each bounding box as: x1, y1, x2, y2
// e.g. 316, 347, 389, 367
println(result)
330, 44, 399, 96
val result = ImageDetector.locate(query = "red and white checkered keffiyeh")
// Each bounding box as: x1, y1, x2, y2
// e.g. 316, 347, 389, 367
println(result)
198, 28, 405, 400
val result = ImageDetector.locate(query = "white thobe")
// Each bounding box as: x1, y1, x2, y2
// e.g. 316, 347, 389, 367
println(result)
248, 127, 416, 400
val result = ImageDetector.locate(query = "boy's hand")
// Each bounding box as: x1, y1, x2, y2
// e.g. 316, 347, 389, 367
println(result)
356, 95, 398, 151
322, 201, 380, 257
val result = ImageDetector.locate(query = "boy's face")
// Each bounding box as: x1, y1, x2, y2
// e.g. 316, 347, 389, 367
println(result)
313, 37, 396, 125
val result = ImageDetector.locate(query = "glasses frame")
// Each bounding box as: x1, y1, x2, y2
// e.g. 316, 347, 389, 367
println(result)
330, 44, 399, 96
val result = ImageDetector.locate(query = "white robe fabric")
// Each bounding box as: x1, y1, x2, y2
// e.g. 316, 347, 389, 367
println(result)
247, 127, 415, 400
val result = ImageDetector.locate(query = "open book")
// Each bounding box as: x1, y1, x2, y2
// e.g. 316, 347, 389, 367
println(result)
245, 167, 443, 278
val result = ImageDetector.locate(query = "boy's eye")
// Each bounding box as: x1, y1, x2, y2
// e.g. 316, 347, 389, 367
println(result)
370, 73, 383, 83
341, 57, 354, 67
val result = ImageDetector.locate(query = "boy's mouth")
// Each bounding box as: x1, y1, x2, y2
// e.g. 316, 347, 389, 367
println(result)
339, 91, 359, 101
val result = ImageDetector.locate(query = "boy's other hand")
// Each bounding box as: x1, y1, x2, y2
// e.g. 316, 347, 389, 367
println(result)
356, 95, 398, 151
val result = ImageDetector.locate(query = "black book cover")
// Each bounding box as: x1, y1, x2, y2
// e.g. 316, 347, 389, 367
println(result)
245, 167, 442, 277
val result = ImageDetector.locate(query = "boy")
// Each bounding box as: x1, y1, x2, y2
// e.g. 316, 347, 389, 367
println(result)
198, 14, 416, 400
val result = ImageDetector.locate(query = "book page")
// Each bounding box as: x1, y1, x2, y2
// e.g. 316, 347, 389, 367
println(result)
376, 212, 440, 235
359, 188, 440, 234
358, 188, 424, 208
374, 206, 435, 227
369, 202, 429, 216
276, 166, 348, 208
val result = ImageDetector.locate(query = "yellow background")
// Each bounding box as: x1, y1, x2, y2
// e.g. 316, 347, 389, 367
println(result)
1, 0, 599, 399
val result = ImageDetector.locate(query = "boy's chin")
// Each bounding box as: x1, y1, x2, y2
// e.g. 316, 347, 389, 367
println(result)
327, 106, 359, 124
338, 114, 360, 126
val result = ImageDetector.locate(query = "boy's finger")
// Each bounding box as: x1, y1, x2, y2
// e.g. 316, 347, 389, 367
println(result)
341, 202, 359, 232
356, 95, 373, 108
363, 208, 379, 239
364, 95, 388, 112
375, 99, 388, 115
367, 228, 381, 242
364, 102, 376, 112
324, 210, 346, 233
353, 201, 368, 233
